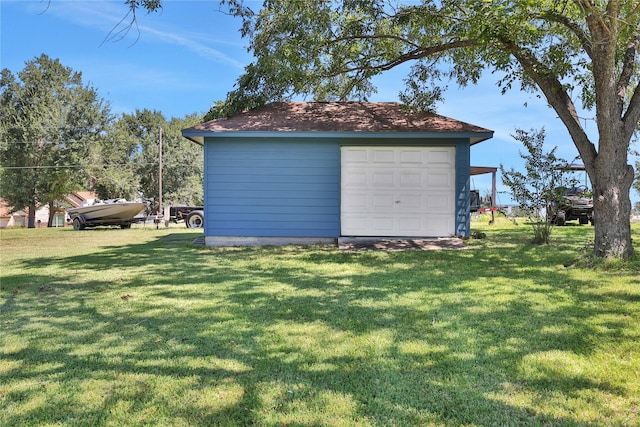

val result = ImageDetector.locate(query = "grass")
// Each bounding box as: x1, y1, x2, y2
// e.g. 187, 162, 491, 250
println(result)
1, 219, 639, 426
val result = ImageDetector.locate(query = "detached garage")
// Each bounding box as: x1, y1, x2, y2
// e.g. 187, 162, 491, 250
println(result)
182, 102, 493, 246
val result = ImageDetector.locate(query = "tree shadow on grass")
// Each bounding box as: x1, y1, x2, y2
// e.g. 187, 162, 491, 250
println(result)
2, 232, 638, 425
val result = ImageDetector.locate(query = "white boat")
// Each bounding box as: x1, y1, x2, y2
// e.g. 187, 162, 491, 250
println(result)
67, 199, 147, 230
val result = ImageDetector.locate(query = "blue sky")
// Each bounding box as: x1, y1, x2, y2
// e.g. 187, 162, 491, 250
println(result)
2, 0, 638, 205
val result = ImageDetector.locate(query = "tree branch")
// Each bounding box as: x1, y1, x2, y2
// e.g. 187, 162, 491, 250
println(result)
501, 38, 598, 169
100, 1, 163, 47
101, 5, 141, 46
607, 0, 621, 32
619, 1, 640, 32
617, 33, 640, 109
329, 33, 423, 50
622, 81, 640, 140
537, 10, 593, 58
324, 38, 478, 77
37, 0, 51, 15
573, 0, 613, 38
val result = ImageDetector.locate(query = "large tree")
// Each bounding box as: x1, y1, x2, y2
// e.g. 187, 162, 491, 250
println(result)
87, 117, 142, 201
90, 109, 203, 212
159, 114, 205, 207
0, 54, 111, 227
132, 0, 640, 258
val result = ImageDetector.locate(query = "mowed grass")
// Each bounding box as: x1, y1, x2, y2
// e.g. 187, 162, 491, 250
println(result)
1, 219, 639, 426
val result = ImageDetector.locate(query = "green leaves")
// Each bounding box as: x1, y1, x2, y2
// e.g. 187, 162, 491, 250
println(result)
1, 55, 204, 225
89, 110, 204, 209
0, 54, 111, 227
500, 128, 577, 244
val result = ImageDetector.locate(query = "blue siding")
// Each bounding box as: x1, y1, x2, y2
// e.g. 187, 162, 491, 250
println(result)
203, 136, 473, 239
204, 138, 341, 237
455, 140, 471, 237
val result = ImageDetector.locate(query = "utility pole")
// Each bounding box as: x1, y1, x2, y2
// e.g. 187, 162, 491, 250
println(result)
158, 127, 163, 217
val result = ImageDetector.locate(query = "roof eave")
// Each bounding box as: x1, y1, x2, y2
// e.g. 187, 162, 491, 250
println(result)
182, 132, 205, 145
470, 133, 494, 145
181, 130, 494, 142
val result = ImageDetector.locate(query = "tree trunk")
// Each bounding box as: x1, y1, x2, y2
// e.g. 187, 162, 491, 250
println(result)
27, 205, 36, 228
48, 201, 56, 227
591, 143, 635, 258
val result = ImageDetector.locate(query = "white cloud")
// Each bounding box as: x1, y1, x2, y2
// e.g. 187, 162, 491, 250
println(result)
44, 0, 246, 69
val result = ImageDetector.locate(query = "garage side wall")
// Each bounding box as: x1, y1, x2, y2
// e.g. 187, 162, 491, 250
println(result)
203, 137, 341, 238
454, 139, 471, 238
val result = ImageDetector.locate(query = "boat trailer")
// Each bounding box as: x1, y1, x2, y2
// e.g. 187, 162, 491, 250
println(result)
69, 214, 147, 231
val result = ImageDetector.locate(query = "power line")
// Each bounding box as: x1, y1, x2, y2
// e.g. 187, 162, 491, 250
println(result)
1, 161, 196, 170
1, 138, 190, 145
2, 141, 149, 148
1, 165, 86, 170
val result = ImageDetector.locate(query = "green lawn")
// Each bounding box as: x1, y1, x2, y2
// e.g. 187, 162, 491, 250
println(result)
1, 220, 639, 426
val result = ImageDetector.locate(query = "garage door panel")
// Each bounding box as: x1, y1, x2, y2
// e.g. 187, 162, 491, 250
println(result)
427, 170, 454, 188
425, 192, 454, 212
372, 194, 395, 209
343, 193, 368, 209
428, 149, 454, 164
372, 171, 395, 186
398, 216, 422, 234
372, 216, 395, 233
341, 147, 455, 236
424, 215, 454, 235
400, 170, 423, 187
342, 171, 368, 188
398, 194, 422, 209
400, 149, 424, 162
372, 149, 396, 163
342, 148, 369, 164
341, 214, 369, 233
345, 194, 427, 213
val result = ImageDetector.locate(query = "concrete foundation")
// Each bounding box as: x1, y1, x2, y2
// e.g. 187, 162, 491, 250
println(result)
205, 236, 336, 247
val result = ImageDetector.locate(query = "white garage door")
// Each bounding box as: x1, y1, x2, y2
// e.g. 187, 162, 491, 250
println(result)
341, 146, 455, 237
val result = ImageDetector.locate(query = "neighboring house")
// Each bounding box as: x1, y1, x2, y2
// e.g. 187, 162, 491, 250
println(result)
0, 201, 30, 228
0, 191, 98, 228
63, 191, 100, 209
182, 102, 493, 246
0, 200, 60, 228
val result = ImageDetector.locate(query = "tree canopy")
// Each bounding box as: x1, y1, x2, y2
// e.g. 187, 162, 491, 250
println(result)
66, 108, 204, 214
0, 54, 112, 227
1, 55, 204, 227
92, 109, 204, 211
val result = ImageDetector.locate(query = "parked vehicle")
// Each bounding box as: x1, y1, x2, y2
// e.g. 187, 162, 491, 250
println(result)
67, 199, 147, 230
165, 206, 204, 228
470, 190, 481, 213
548, 185, 594, 226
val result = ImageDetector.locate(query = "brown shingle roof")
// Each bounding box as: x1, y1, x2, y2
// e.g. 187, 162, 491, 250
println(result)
183, 102, 493, 144
0, 200, 13, 218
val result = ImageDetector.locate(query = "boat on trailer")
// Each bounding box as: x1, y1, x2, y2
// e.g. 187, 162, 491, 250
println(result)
67, 199, 147, 230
